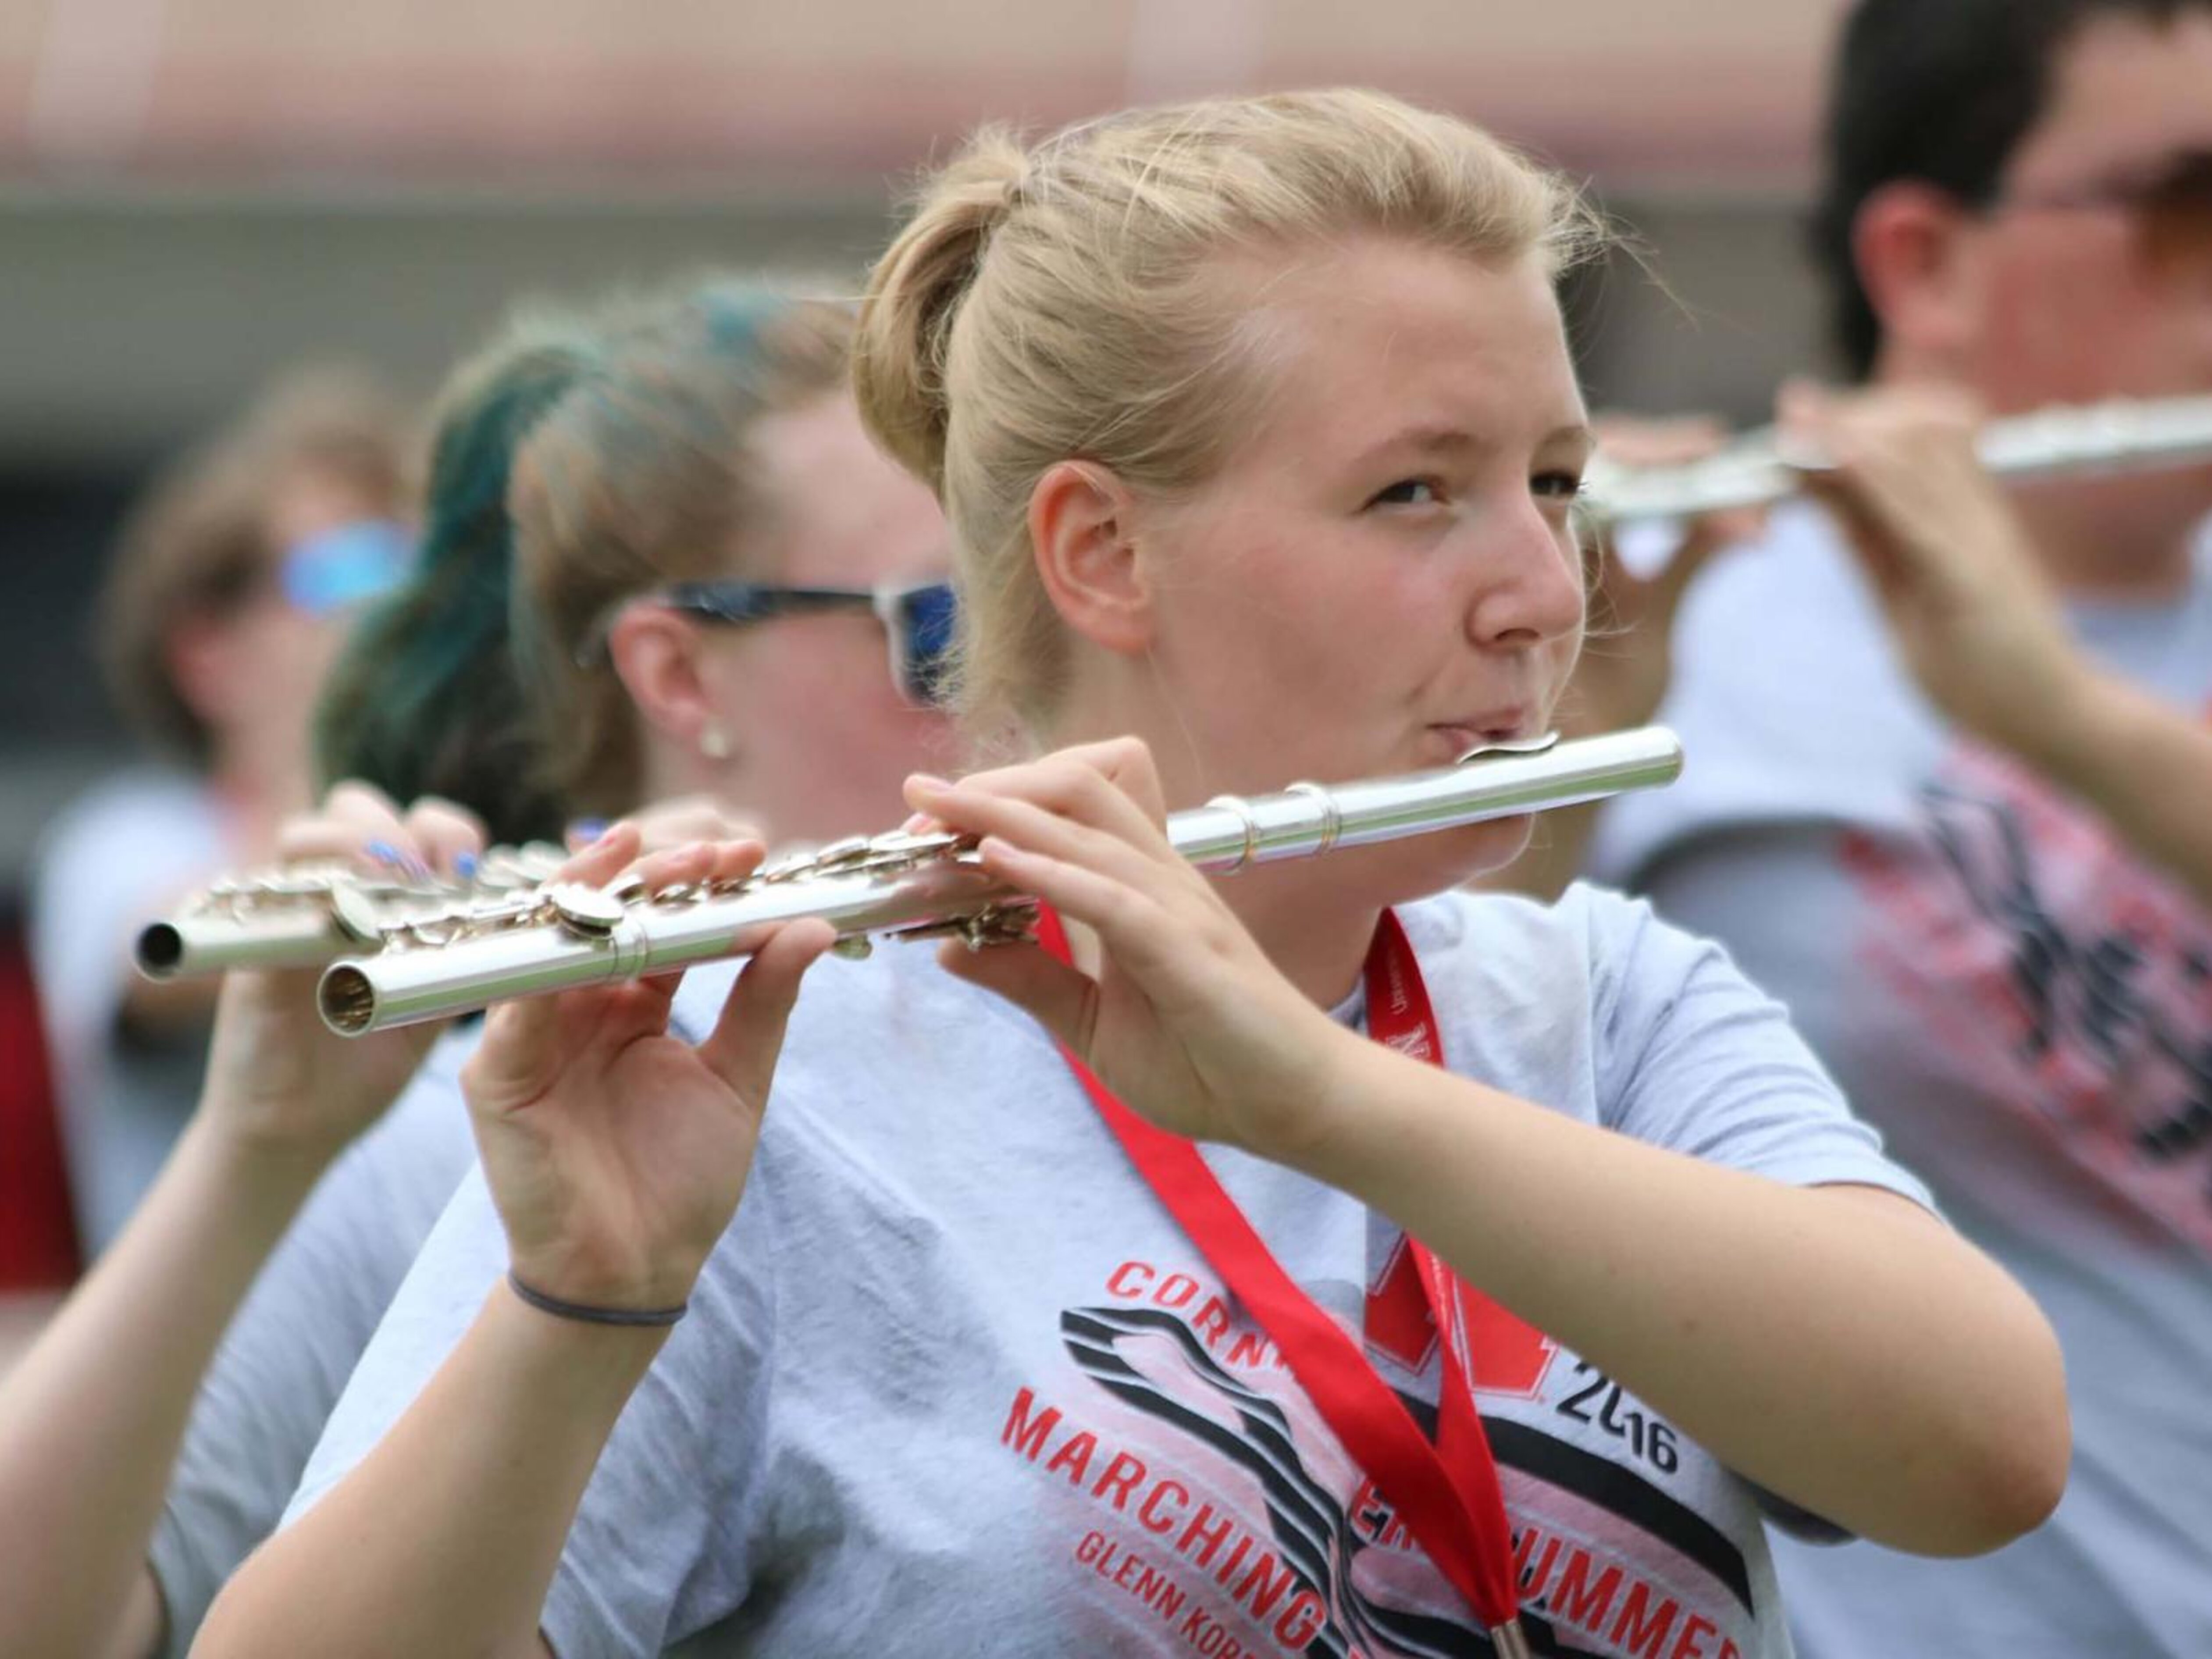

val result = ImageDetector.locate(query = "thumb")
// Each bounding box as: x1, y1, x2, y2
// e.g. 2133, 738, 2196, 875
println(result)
936, 937, 1099, 1057
696, 919, 837, 1098
463, 989, 582, 1112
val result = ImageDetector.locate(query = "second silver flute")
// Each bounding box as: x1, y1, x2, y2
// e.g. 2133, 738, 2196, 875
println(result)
317, 726, 1683, 1037
1582, 393, 2212, 525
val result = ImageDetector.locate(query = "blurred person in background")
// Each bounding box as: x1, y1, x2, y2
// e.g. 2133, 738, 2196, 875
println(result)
0, 278, 955, 1659
27, 371, 412, 1257
1509, 0, 2212, 1652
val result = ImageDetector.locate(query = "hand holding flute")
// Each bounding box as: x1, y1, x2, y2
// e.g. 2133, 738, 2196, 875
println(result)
1778, 383, 2212, 909
459, 825, 834, 1316
201, 786, 487, 1162
1776, 382, 2102, 764
908, 739, 1369, 1158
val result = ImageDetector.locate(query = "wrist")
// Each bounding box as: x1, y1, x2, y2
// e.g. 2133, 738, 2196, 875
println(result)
177, 1105, 341, 1205
491, 1275, 676, 1371
506, 1269, 689, 1328
1248, 1020, 1399, 1178
196, 1068, 367, 1170
500, 1232, 709, 1321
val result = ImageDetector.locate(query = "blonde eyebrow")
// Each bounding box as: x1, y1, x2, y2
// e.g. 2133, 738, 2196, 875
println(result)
1352, 420, 1595, 467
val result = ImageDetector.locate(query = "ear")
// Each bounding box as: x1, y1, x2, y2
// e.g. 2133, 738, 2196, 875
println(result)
1026, 460, 1155, 658
605, 604, 716, 749
1852, 180, 1983, 372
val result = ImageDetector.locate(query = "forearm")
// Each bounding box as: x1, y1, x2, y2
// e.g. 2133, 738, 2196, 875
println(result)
2025, 667, 2212, 908
1292, 1043, 2068, 1556
0, 1115, 325, 1659
196, 1285, 656, 1659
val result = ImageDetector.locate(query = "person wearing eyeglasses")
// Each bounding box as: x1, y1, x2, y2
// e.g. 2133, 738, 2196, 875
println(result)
1496, 3, 2212, 1653
25, 370, 413, 1262
586, 580, 956, 719
316, 287, 958, 866
0, 280, 956, 1659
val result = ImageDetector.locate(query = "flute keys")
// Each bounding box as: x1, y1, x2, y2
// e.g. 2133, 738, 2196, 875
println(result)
462, 892, 543, 926
329, 885, 385, 945
516, 841, 569, 876
472, 853, 534, 892
810, 836, 874, 872
550, 883, 628, 937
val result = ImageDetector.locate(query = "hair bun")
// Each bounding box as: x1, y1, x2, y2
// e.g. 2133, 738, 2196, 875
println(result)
853, 125, 1030, 491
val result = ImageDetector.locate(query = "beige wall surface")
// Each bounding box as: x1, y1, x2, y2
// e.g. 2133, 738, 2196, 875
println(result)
2, 0, 1850, 187
0, 1, 1856, 462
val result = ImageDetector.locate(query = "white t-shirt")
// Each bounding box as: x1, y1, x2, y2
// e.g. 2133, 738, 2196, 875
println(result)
143, 1029, 479, 1655
28, 770, 226, 1253
1593, 506, 2212, 1659
290, 884, 1930, 1659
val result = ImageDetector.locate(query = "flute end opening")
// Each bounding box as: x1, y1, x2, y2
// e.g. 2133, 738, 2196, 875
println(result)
320, 965, 378, 1036
135, 924, 184, 980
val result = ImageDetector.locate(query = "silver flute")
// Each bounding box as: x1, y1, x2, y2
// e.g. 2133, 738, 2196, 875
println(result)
308, 726, 1684, 1037
1581, 393, 2212, 526
135, 843, 574, 982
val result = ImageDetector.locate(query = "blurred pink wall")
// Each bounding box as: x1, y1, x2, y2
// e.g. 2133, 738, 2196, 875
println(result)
3, 0, 1852, 190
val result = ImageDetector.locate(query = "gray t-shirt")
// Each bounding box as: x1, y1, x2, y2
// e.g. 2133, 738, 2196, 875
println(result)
290, 884, 1929, 1659
28, 770, 226, 1254
1592, 506, 2212, 1659
144, 1026, 479, 1655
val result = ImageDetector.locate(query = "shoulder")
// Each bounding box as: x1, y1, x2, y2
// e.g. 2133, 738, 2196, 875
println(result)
1400, 881, 1666, 979
1404, 883, 1747, 1057
35, 769, 221, 866
32, 769, 222, 899
1396, 885, 1671, 1093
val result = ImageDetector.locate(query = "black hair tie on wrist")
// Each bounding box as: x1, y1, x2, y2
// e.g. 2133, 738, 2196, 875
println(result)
507, 1269, 688, 1328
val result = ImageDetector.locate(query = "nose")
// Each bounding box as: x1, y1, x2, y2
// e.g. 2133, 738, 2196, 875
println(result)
1462, 502, 1585, 651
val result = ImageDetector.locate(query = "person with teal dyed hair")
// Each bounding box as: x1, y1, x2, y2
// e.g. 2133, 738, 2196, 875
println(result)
315, 279, 955, 851
0, 277, 955, 1659
310, 308, 602, 849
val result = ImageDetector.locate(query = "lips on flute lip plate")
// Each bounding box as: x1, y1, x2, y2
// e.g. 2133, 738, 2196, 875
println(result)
1430, 712, 1533, 761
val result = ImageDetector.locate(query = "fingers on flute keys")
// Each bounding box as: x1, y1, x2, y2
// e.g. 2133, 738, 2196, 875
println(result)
272, 781, 488, 881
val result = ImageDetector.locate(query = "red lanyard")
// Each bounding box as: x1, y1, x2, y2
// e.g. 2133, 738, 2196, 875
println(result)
1037, 906, 1527, 1648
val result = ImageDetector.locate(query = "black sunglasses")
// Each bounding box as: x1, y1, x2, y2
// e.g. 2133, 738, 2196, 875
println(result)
585, 580, 957, 708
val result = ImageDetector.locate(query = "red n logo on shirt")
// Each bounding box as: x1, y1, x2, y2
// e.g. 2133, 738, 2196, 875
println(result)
1366, 1234, 1558, 1398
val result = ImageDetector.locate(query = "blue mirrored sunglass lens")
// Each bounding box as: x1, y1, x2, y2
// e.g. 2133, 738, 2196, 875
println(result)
280, 520, 413, 617
895, 585, 958, 704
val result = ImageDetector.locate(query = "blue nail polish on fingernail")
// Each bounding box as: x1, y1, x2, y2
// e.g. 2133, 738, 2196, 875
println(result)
455, 851, 479, 878
572, 818, 608, 844
365, 840, 402, 867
